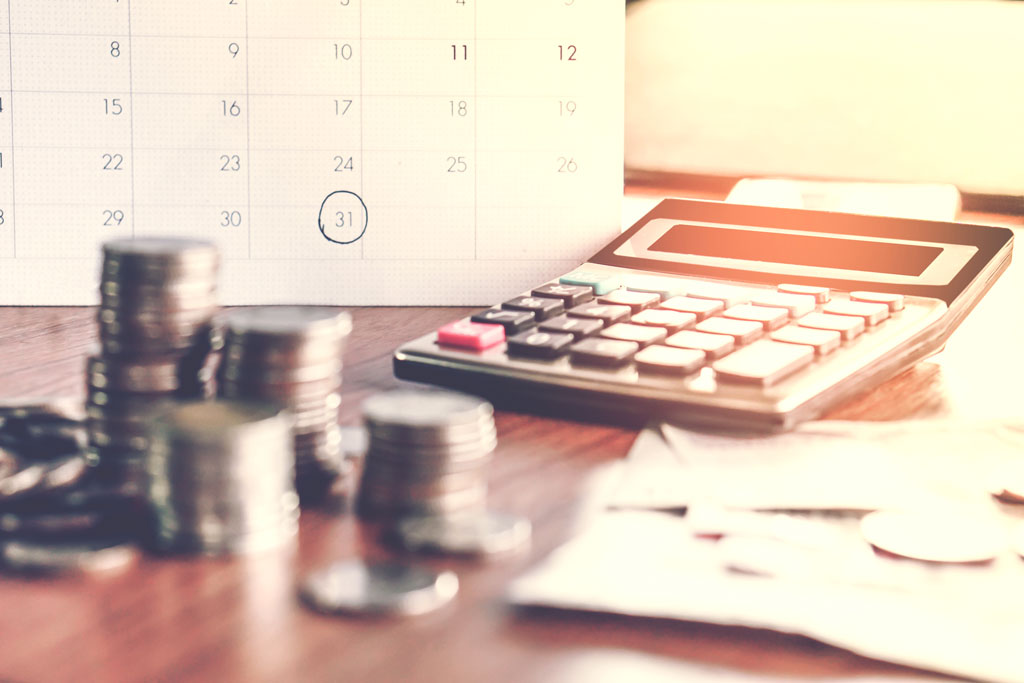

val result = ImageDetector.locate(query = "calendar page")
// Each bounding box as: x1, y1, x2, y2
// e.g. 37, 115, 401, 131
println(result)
0, 1, 623, 304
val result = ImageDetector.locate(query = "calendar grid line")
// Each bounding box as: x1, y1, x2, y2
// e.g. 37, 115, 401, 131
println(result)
359, 0, 365, 260
244, 0, 253, 259
5, 90, 580, 100
473, 0, 478, 261
127, 0, 137, 238
6, 0, 17, 256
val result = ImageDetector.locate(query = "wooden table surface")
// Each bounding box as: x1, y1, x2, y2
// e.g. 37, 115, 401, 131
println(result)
0, 203, 1021, 683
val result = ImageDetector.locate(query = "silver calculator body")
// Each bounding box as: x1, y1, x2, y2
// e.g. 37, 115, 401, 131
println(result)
394, 199, 1013, 431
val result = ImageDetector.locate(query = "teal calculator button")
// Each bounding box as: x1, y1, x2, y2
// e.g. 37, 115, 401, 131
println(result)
559, 270, 621, 295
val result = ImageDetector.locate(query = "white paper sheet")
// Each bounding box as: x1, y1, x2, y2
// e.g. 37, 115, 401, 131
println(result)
0, 2, 623, 304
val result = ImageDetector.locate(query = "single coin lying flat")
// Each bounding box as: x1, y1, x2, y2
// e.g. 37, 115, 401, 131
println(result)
860, 509, 1006, 564
299, 559, 458, 617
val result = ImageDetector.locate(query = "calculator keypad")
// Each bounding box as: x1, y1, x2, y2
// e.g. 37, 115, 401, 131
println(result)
427, 272, 924, 409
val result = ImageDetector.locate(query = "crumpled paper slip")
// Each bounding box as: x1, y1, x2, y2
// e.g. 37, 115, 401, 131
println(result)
608, 418, 1024, 513
509, 510, 1024, 683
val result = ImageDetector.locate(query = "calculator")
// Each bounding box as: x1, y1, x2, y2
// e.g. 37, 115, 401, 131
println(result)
394, 198, 1013, 431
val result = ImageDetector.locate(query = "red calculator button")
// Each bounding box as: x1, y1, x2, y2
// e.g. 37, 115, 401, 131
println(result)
437, 320, 505, 350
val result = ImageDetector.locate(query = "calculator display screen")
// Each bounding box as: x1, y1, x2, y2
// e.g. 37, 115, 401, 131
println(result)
649, 225, 943, 277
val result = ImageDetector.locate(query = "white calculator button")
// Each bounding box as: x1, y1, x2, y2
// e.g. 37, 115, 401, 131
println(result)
634, 345, 705, 375
798, 312, 864, 341
665, 330, 735, 360
771, 325, 841, 356
660, 296, 724, 320
823, 300, 890, 326
850, 291, 905, 312
624, 275, 687, 300
598, 289, 661, 313
722, 304, 788, 331
599, 323, 667, 348
695, 317, 763, 344
712, 340, 814, 386
631, 308, 696, 332
750, 291, 817, 317
684, 281, 752, 308
777, 284, 831, 303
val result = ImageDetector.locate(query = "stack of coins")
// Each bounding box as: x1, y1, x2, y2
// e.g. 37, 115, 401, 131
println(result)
356, 389, 497, 521
217, 307, 352, 503
145, 400, 298, 555
0, 400, 142, 576
87, 238, 220, 481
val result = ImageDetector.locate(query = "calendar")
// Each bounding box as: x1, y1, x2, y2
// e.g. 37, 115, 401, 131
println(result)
0, 1, 623, 304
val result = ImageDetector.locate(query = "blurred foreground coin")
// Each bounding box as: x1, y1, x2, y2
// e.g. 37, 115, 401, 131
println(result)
299, 559, 458, 616
860, 509, 1006, 564
395, 511, 531, 557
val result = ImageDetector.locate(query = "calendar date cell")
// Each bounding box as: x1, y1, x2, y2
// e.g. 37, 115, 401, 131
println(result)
133, 149, 248, 207
132, 37, 247, 94
10, 35, 129, 93
248, 39, 361, 96
14, 203, 132, 259
362, 97, 473, 151
132, 94, 248, 149
248, 95, 362, 151
362, 41, 474, 97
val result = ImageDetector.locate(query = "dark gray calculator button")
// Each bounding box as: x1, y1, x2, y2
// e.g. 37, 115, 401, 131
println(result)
538, 315, 603, 340
566, 302, 631, 327
531, 283, 594, 307
506, 330, 574, 358
502, 296, 564, 321
470, 308, 536, 334
569, 338, 639, 367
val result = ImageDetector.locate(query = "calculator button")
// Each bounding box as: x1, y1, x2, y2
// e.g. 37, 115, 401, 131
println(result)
566, 302, 631, 327
750, 291, 817, 317
506, 330, 574, 359
624, 275, 687, 300
599, 323, 667, 348
798, 312, 864, 341
559, 270, 622, 296
771, 325, 841, 356
470, 309, 536, 334
850, 291, 905, 312
695, 317, 763, 344
531, 283, 594, 307
664, 330, 735, 360
569, 338, 639, 367
634, 345, 705, 375
712, 340, 814, 386
538, 315, 603, 340
721, 304, 788, 331
778, 284, 831, 303
436, 320, 506, 351
823, 300, 889, 326
631, 308, 696, 333
660, 296, 724, 320
598, 289, 660, 313
685, 281, 752, 308
502, 295, 564, 321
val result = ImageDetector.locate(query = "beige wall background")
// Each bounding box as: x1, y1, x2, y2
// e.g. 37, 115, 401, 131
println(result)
626, 0, 1024, 196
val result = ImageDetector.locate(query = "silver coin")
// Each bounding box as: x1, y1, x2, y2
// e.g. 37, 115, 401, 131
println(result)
223, 306, 352, 340
362, 389, 494, 440
860, 509, 1006, 564
0, 463, 47, 499
0, 397, 85, 422
395, 510, 532, 557
1, 538, 139, 575
0, 509, 107, 536
299, 560, 458, 617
